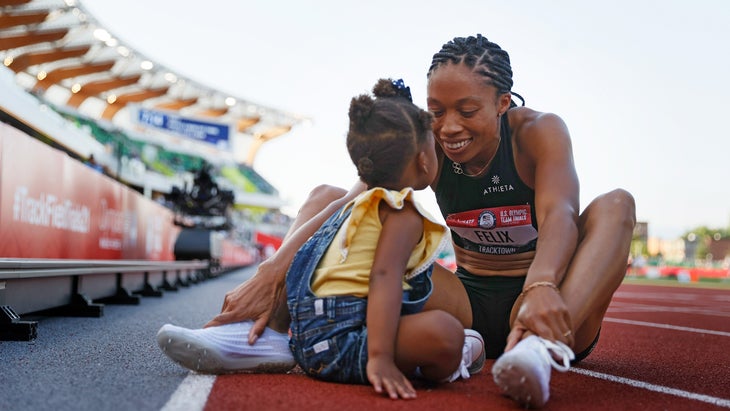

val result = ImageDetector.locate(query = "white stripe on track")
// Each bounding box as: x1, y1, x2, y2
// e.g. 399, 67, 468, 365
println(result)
571, 368, 730, 408
161, 373, 216, 411
603, 317, 730, 337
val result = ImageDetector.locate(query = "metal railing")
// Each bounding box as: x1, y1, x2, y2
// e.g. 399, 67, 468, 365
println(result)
0, 258, 215, 342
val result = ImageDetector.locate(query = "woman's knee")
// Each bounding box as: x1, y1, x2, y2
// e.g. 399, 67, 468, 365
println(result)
582, 188, 636, 230
608, 188, 636, 217
306, 184, 348, 204
296, 184, 348, 218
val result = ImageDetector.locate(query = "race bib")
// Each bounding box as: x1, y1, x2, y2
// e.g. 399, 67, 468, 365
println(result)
446, 205, 537, 255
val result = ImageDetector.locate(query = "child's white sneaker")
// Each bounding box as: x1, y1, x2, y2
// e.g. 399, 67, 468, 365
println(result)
447, 328, 486, 382
156, 321, 295, 374
491, 335, 575, 408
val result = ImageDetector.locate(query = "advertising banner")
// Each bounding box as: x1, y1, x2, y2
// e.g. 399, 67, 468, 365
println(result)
1, 126, 76, 257
122, 193, 179, 260
0, 123, 179, 260
136, 107, 230, 149
220, 238, 256, 267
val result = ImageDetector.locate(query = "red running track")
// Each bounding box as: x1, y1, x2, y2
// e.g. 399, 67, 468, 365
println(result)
177, 282, 730, 410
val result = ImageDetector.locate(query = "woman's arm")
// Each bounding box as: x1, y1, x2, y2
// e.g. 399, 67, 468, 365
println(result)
507, 110, 578, 348
205, 181, 367, 344
366, 203, 422, 399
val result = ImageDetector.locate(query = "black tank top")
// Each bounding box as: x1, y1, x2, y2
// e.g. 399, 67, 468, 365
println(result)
435, 115, 538, 255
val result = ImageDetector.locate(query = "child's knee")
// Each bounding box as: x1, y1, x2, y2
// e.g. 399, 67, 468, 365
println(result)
425, 310, 464, 359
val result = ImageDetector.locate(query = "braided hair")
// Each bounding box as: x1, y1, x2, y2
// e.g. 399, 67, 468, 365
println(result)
427, 34, 524, 107
347, 79, 433, 187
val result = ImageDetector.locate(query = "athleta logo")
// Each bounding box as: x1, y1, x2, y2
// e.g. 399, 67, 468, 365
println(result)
484, 174, 514, 195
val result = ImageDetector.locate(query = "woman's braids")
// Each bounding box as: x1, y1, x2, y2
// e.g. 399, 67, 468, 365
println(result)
347, 79, 433, 187
428, 34, 524, 106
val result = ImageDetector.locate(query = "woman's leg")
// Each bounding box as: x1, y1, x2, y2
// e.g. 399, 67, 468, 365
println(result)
281, 184, 349, 240
157, 184, 367, 374
490, 189, 634, 408
423, 263, 473, 329
205, 182, 364, 333
266, 183, 356, 331
559, 189, 636, 353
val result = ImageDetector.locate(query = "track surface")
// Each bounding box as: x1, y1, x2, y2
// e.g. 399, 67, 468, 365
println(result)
1, 267, 729, 410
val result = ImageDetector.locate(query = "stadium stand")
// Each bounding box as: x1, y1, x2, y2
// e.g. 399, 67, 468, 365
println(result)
0, 0, 303, 340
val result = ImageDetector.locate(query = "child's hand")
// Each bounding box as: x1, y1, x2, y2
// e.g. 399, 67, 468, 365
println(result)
366, 356, 416, 399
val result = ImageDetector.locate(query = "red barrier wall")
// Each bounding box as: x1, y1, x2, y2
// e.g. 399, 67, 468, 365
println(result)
220, 238, 257, 267
0, 123, 180, 260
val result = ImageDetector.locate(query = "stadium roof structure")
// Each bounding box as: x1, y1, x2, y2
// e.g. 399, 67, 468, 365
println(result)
0, 0, 306, 165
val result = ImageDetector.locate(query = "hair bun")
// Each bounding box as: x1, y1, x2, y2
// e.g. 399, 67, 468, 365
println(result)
357, 157, 374, 176
349, 94, 374, 129
371, 78, 412, 102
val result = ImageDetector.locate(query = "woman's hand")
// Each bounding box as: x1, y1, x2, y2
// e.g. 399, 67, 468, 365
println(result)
367, 356, 417, 400
505, 285, 574, 351
204, 258, 286, 344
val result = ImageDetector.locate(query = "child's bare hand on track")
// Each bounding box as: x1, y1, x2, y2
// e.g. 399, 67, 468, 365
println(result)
367, 357, 417, 399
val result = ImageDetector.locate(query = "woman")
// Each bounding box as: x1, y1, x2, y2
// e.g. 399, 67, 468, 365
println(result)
160, 34, 635, 408
422, 35, 634, 407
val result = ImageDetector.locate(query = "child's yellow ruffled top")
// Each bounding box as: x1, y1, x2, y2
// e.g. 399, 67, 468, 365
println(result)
311, 187, 449, 298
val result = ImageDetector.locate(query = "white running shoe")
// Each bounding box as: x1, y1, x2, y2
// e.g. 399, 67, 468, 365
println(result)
447, 328, 486, 382
156, 321, 295, 374
491, 335, 575, 408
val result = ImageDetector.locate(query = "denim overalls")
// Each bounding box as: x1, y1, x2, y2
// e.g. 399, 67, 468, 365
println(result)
286, 204, 434, 384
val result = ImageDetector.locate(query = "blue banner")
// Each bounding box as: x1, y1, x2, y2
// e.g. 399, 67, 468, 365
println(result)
136, 108, 230, 148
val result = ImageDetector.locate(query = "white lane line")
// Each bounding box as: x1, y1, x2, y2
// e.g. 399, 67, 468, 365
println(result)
571, 368, 730, 409
603, 317, 730, 337
161, 373, 216, 411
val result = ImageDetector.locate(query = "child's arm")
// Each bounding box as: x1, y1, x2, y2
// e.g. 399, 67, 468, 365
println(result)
366, 203, 423, 399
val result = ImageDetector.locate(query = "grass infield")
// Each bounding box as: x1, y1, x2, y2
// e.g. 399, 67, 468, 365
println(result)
622, 275, 730, 289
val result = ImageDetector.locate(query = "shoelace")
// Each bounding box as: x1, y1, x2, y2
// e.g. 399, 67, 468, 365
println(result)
447, 341, 473, 382
538, 338, 576, 372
